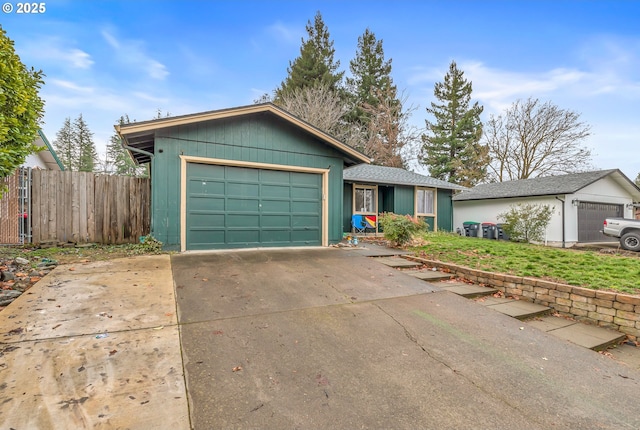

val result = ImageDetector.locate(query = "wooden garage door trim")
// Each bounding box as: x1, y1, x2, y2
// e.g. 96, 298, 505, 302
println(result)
179, 155, 329, 252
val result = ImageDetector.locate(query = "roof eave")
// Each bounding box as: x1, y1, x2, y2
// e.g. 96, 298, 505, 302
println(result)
117, 103, 371, 165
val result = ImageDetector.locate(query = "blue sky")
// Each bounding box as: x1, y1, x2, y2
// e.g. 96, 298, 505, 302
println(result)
2, 0, 639, 179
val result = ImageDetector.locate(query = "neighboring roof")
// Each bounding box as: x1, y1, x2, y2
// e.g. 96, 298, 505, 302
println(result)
116, 103, 370, 166
343, 164, 468, 191
31, 130, 64, 171
452, 169, 640, 201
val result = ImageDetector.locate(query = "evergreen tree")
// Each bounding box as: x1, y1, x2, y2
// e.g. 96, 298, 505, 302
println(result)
420, 61, 487, 186
346, 28, 396, 126
274, 11, 343, 101
53, 117, 76, 171
105, 115, 144, 176
74, 114, 97, 172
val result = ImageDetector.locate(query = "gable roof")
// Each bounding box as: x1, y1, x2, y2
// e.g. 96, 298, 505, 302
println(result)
30, 130, 64, 170
343, 164, 468, 191
452, 169, 640, 201
116, 103, 370, 166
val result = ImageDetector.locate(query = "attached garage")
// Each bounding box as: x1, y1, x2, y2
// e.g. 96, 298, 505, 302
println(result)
185, 161, 324, 250
117, 103, 369, 251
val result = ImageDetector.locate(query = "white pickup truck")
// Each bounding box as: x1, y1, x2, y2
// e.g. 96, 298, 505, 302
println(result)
602, 218, 640, 251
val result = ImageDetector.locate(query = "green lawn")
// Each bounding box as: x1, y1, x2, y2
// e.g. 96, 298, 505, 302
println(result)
412, 232, 640, 295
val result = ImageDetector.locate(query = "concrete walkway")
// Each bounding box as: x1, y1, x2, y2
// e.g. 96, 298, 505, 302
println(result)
359, 243, 631, 352
1, 248, 640, 429
0, 255, 189, 429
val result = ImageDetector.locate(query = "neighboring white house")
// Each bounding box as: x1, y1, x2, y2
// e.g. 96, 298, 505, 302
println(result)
23, 129, 64, 171
452, 169, 640, 247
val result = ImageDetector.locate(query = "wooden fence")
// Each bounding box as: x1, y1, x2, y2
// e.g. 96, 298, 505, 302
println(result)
0, 171, 21, 244
31, 170, 150, 244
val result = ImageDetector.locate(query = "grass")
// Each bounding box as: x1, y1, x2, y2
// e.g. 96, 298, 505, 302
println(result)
412, 232, 640, 295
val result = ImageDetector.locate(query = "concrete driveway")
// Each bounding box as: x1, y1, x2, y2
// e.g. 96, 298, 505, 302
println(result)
173, 248, 640, 429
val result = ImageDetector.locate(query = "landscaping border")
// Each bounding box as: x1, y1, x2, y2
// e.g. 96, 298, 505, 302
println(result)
408, 255, 640, 340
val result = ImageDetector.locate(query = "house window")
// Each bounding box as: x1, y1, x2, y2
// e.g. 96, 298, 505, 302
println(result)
354, 185, 376, 214
416, 188, 435, 215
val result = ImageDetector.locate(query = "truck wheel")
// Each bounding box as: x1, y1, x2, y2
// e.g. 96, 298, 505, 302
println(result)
620, 232, 640, 252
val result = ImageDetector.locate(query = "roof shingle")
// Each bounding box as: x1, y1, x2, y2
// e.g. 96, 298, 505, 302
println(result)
343, 164, 467, 191
452, 169, 638, 201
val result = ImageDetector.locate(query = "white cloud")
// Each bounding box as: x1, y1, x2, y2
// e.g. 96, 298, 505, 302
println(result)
67, 49, 94, 69
19, 38, 94, 70
101, 29, 169, 81
133, 91, 169, 104
267, 21, 300, 44
50, 79, 94, 93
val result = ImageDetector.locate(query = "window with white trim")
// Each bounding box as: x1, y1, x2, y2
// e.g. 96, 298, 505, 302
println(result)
416, 188, 435, 215
354, 185, 376, 214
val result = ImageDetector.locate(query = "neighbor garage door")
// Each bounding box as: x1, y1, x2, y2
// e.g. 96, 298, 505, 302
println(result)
577, 201, 623, 242
186, 163, 322, 250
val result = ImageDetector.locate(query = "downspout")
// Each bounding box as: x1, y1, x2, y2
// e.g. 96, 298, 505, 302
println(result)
555, 196, 565, 248
118, 133, 155, 241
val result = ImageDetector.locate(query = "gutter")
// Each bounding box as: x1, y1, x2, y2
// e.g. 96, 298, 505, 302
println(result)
555, 196, 565, 248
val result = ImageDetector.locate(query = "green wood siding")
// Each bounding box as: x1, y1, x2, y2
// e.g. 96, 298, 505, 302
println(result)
393, 186, 415, 215
437, 189, 454, 231
150, 113, 346, 250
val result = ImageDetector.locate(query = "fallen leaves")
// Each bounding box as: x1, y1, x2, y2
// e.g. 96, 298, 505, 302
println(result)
232, 366, 243, 372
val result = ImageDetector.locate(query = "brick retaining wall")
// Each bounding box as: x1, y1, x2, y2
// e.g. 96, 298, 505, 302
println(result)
408, 256, 640, 340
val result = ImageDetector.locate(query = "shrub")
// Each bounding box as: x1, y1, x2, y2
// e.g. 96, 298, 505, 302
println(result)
497, 203, 553, 243
378, 212, 428, 247
133, 235, 163, 254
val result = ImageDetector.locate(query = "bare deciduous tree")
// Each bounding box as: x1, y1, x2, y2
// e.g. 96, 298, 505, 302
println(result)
485, 97, 592, 182
360, 87, 420, 168
277, 83, 361, 148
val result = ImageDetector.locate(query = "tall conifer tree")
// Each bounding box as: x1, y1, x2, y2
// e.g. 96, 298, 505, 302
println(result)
74, 114, 97, 172
346, 28, 396, 126
420, 61, 487, 186
275, 11, 343, 101
53, 117, 77, 171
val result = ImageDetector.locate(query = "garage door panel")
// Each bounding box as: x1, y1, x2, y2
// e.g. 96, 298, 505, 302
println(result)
261, 184, 290, 198
189, 196, 225, 211
226, 166, 259, 181
292, 214, 320, 227
261, 200, 290, 212
292, 200, 320, 213
187, 230, 225, 247
291, 171, 318, 185
227, 182, 259, 196
227, 198, 259, 212
291, 186, 320, 199
261, 230, 291, 243
292, 229, 320, 243
227, 229, 260, 244
189, 213, 225, 226
227, 214, 260, 228
188, 179, 225, 195
261, 214, 291, 228
186, 163, 322, 250
190, 163, 224, 179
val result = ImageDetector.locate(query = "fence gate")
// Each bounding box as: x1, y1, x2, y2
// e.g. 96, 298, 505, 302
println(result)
0, 168, 31, 244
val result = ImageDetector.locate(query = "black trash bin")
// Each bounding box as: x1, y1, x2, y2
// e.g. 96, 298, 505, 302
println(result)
481, 222, 497, 239
496, 223, 510, 241
463, 221, 480, 237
